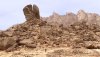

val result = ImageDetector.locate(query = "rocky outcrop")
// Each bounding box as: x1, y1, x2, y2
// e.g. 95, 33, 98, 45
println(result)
32, 4, 40, 19
64, 12, 78, 27
23, 4, 40, 21
77, 10, 88, 22
87, 13, 98, 25
0, 4, 42, 52
1, 4, 100, 52
46, 12, 61, 26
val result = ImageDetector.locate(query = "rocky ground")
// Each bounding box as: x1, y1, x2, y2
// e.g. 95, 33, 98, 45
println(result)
0, 4, 100, 57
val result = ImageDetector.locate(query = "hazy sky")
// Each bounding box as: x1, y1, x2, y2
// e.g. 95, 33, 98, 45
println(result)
0, 0, 100, 30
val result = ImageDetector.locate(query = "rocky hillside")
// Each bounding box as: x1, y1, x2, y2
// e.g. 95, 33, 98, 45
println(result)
0, 4, 100, 57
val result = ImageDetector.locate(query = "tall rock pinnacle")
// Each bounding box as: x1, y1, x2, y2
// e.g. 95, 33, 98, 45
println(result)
32, 4, 40, 19
23, 4, 40, 21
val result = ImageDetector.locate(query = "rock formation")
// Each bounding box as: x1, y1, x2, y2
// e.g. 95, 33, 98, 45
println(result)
23, 4, 40, 21
32, 4, 40, 19
0, 4, 100, 53
23, 4, 33, 21
77, 10, 88, 22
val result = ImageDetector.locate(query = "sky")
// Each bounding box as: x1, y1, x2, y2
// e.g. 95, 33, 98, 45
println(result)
0, 0, 100, 30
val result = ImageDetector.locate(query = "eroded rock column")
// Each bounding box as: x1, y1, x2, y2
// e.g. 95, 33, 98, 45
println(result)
23, 4, 40, 21
77, 10, 88, 22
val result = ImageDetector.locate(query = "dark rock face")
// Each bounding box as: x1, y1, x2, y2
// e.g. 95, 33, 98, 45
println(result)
23, 4, 40, 21
23, 4, 33, 21
33, 4, 40, 19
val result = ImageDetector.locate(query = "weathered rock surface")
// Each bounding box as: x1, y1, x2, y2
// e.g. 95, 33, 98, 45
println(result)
0, 37, 18, 52
77, 10, 88, 22
87, 13, 98, 25
23, 4, 40, 21
33, 4, 40, 19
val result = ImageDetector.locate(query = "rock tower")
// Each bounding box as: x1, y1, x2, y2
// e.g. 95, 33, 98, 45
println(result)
23, 4, 40, 21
